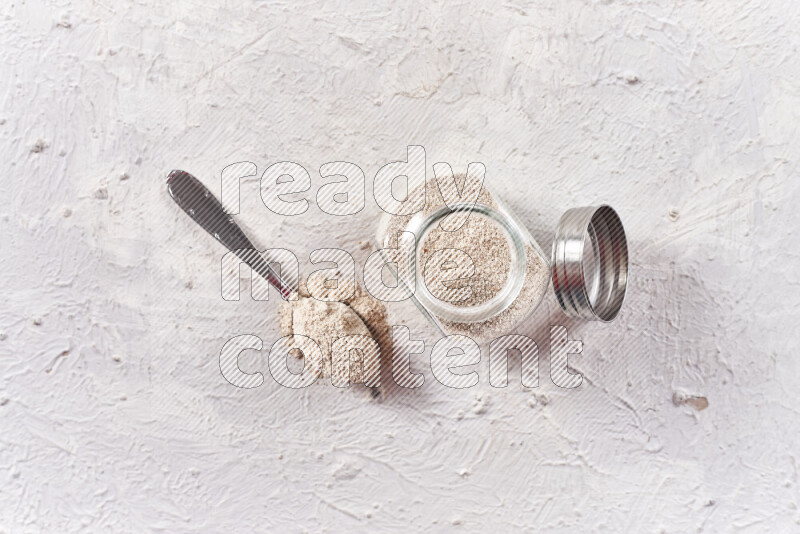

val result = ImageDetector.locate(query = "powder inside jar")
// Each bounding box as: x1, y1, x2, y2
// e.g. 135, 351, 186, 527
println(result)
418, 213, 511, 308
379, 176, 549, 342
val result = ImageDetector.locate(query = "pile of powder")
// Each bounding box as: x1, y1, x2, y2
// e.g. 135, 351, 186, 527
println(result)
379, 175, 549, 342
278, 275, 390, 388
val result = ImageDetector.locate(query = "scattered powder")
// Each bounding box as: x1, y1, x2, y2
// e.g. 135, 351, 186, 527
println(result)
29, 139, 48, 153
527, 392, 549, 408
471, 391, 490, 414
56, 13, 72, 29
622, 71, 640, 84
279, 276, 389, 388
331, 462, 361, 481
380, 176, 549, 341
672, 390, 709, 411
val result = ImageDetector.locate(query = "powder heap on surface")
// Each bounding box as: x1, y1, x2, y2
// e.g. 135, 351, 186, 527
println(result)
278, 276, 390, 388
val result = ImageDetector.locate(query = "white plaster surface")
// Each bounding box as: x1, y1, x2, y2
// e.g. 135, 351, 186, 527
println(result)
2, 1, 800, 532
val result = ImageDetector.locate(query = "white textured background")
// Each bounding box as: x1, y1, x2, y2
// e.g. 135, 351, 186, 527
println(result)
2, 0, 800, 532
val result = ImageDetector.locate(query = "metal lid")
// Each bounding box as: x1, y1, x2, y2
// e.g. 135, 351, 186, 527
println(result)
551, 205, 628, 322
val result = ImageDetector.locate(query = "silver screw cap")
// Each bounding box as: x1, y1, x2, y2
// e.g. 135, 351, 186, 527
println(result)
551, 205, 629, 322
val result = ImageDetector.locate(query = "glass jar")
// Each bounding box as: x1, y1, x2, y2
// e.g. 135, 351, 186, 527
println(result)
375, 180, 628, 343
